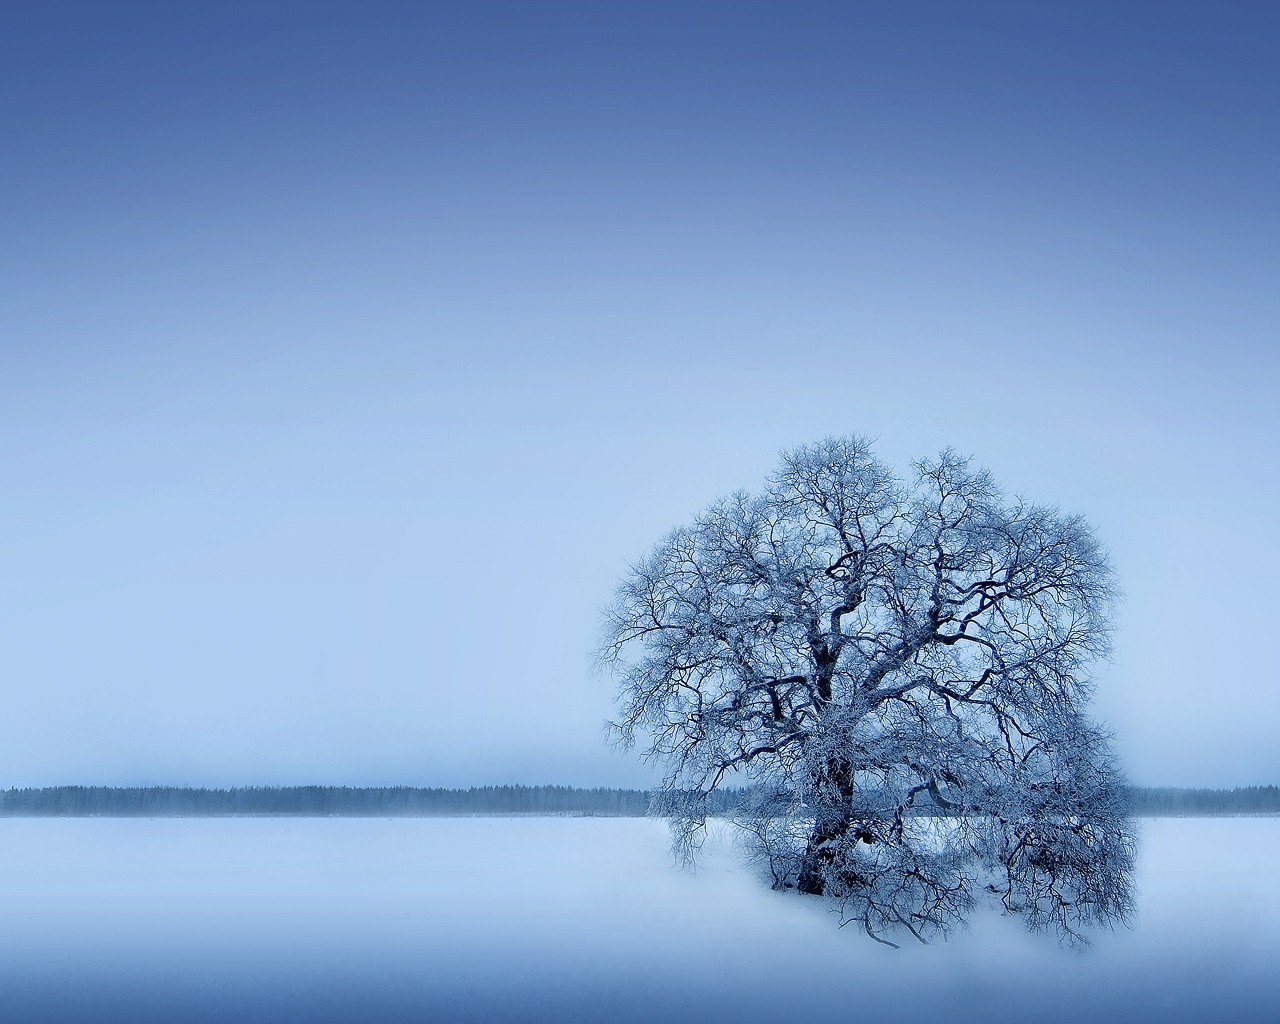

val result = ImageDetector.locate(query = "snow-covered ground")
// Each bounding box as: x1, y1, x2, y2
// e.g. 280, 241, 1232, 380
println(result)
0, 817, 1275, 1022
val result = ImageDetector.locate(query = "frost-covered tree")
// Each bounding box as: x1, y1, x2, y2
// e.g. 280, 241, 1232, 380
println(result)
598, 436, 1135, 947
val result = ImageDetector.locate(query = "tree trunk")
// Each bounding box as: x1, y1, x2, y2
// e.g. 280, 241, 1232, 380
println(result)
797, 755, 857, 895
797, 819, 844, 894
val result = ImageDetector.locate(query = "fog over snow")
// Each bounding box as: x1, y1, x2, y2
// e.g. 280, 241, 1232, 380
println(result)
1, 2, 1278, 790
0, 818, 1276, 1023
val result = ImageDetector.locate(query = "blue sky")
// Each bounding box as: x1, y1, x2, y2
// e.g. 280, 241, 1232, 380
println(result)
1, 1, 1277, 787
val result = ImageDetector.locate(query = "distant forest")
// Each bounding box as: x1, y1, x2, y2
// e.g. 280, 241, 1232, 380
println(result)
0, 784, 1276, 817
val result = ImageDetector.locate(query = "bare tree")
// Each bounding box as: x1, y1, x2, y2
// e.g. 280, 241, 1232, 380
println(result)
598, 436, 1135, 947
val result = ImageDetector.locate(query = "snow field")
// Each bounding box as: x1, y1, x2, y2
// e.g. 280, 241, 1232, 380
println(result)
0, 816, 1274, 1022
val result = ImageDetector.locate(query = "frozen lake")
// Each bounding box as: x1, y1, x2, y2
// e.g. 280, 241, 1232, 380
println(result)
0, 817, 1275, 1022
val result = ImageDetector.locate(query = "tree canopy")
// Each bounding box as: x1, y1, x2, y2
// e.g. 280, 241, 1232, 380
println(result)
599, 436, 1134, 947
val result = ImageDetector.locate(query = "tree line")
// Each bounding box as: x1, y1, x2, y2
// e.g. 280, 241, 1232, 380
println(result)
1126, 785, 1280, 816
0, 784, 1274, 817
0, 785, 654, 817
